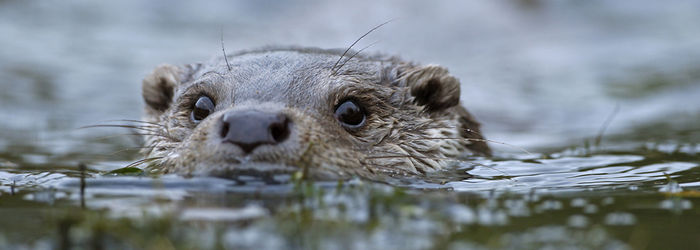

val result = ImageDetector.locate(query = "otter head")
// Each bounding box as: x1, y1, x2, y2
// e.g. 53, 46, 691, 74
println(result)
140, 47, 490, 180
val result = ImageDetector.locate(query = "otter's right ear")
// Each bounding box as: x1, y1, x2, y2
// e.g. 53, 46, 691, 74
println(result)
142, 64, 182, 114
402, 65, 461, 112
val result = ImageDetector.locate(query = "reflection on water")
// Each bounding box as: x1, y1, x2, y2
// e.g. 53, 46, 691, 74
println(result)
1, 145, 699, 248
1, 0, 700, 249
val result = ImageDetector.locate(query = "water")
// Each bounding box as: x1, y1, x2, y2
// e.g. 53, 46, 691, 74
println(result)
1, 0, 699, 249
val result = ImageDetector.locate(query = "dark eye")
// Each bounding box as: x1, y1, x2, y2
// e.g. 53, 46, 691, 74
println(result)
191, 96, 215, 122
334, 100, 366, 129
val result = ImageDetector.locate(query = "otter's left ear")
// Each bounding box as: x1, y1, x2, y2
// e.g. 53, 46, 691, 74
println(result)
404, 65, 461, 112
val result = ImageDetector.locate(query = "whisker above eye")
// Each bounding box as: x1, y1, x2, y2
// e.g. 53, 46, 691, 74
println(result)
330, 19, 394, 76
334, 40, 380, 76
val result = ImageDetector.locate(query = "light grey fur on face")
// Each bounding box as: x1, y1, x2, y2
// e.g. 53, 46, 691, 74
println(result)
140, 47, 490, 181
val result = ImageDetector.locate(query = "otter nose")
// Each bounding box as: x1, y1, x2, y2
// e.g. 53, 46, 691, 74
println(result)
220, 110, 291, 154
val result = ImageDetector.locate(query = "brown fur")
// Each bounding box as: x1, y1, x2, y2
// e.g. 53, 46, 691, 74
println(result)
139, 47, 490, 181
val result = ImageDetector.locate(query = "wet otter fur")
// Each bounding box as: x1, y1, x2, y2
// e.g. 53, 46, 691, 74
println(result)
140, 47, 490, 180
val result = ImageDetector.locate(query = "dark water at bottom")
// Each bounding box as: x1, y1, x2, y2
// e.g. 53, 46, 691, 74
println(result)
1, 135, 698, 249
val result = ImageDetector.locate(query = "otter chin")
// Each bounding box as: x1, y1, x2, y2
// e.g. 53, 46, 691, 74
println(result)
140, 46, 490, 181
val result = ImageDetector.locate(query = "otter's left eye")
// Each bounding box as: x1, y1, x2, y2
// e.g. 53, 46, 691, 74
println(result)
334, 100, 366, 129
191, 96, 214, 122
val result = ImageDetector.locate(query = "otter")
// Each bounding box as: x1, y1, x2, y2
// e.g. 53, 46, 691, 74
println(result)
139, 47, 490, 181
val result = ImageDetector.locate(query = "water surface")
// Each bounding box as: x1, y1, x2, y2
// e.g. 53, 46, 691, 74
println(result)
1, 1, 699, 249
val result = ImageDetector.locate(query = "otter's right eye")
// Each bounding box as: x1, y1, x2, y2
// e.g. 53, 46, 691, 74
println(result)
334, 100, 366, 129
191, 96, 214, 122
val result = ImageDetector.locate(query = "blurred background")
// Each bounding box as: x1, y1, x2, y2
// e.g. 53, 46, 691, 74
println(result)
1, 0, 699, 164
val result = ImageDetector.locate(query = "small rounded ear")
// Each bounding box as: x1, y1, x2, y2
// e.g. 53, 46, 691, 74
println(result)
142, 64, 182, 115
404, 65, 461, 112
